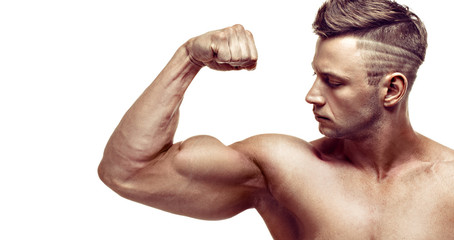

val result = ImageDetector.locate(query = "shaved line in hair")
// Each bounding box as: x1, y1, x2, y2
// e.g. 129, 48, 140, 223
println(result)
356, 39, 423, 88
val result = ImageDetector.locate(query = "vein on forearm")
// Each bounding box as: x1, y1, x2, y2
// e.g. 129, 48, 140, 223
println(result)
109, 46, 201, 165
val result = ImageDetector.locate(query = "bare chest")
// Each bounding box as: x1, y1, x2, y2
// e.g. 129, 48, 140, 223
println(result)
260, 165, 454, 240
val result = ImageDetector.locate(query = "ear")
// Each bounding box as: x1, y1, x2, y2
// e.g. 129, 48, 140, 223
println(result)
383, 73, 408, 108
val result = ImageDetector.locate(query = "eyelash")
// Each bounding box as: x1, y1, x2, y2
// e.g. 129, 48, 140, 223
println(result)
326, 81, 342, 88
313, 72, 342, 88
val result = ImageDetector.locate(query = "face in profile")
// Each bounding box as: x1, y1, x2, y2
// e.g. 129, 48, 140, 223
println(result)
306, 36, 383, 140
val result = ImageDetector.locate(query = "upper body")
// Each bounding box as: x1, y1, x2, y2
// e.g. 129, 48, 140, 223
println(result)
98, 0, 454, 239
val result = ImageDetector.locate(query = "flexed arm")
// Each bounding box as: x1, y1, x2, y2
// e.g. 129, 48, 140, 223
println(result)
98, 25, 263, 220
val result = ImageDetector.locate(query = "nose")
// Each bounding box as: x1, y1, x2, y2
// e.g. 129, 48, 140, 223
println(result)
305, 79, 325, 106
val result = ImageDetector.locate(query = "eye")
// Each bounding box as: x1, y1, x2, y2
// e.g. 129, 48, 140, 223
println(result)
321, 75, 342, 88
326, 79, 342, 87
313, 72, 343, 88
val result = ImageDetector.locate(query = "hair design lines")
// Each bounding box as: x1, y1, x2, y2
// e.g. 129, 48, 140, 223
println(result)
357, 39, 423, 88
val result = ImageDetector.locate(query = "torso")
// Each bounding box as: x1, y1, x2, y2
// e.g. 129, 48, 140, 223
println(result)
246, 135, 454, 240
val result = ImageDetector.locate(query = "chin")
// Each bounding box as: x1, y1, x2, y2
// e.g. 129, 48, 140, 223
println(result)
319, 126, 341, 138
321, 129, 373, 141
318, 121, 378, 141
319, 125, 352, 140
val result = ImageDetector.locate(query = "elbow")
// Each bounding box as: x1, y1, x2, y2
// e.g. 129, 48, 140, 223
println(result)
97, 156, 142, 200
97, 158, 126, 193
97, 143, 141, 192
98, 160, 115, 189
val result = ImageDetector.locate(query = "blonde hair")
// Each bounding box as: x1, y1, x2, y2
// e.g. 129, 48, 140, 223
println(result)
313, 0, 427, 89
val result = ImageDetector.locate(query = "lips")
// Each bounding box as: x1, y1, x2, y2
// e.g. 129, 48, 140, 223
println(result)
314, 113, 330, 121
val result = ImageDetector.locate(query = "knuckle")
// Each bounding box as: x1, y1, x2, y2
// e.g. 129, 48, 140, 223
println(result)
230, 55, 241, 62
240, 52, 250, 62
246, 30, 254, 38
249, 54, 258, 62
233, 24, 244, 30
227, 27, 235, 35
216, 46, 230, 59
213, 31, 227, 41
218, 28, 234, 41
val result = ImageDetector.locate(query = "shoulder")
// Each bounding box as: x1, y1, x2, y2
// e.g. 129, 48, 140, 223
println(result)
417, 134, 454, 194
431, 160, 454, 201
229, 134, 335, 179
230, 134, 319, 160
433, 145, 454, 182
419, 133, 454, 162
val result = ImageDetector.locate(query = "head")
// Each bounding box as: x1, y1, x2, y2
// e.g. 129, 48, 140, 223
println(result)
307, 0, 427, 140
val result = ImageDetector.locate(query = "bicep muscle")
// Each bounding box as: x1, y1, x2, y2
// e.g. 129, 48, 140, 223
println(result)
119, 135, 266, 220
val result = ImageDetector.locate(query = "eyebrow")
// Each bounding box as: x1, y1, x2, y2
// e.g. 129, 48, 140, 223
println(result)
311, 62, 352, 82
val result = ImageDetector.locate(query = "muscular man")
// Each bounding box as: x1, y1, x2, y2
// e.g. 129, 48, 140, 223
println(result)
98, 0, 454, 239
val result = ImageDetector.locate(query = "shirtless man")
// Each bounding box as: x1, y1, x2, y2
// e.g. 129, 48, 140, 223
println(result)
98, 0, 454, 239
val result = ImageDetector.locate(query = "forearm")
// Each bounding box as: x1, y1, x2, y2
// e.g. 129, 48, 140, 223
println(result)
99, 24, 257, 189
100, 43, 202, 181
98, 25, 264, 219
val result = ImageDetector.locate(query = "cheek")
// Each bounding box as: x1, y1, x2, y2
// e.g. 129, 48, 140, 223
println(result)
329, 89, 377, 118
327, 91, 355, 114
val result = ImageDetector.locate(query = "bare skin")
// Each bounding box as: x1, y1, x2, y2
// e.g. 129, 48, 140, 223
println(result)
98, 25, 454, 239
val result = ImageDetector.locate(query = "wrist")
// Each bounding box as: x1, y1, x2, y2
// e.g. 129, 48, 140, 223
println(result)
183, 38, 205, 69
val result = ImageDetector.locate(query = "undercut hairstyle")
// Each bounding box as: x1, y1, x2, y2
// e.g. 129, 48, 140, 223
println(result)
313, 0, 427, 90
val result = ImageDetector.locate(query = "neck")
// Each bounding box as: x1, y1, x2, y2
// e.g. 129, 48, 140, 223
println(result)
341, 108, 423, 180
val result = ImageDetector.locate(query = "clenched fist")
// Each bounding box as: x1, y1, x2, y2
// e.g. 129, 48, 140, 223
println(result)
185, 24, 258, 71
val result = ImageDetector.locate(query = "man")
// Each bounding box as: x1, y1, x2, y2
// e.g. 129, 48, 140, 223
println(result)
98, 0, 454, 239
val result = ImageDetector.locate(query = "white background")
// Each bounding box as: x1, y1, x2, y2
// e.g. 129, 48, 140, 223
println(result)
1, 0, 453, 239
